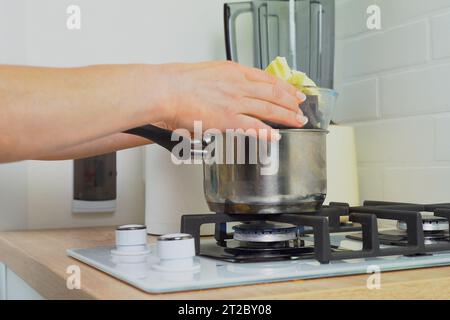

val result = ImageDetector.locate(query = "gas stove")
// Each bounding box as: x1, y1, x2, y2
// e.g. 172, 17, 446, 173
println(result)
181, 201, 450, 263
67, 201, 450, 293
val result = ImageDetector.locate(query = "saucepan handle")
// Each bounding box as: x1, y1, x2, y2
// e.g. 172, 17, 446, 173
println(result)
124, 124, 178, 153
123, 125, 207, 159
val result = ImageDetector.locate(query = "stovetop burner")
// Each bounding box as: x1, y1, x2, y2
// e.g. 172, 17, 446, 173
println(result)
233, 222, 298, 243
348, 214, 450, 246
201, 238, 318, 263
180, 201, 450, 264
398, 216, 449, 232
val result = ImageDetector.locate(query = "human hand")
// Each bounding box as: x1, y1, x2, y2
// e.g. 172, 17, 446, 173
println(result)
153, 61, 308, 140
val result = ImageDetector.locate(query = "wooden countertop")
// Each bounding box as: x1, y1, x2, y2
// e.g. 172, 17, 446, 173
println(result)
0, 227, 449, 300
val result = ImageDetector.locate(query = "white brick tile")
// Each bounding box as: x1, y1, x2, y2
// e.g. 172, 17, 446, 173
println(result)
358, 166, 384, 201
336, 0, 450, 37
380, 65, 450, 117
379, 0, 450, 28
336, 0, 373, 39
354, 117, 434, 162
334, 78, 378, 122
383, 167, 450, 203
336, 0, 450, 204
435, 115, 450, 160
342, 21, 428, 78
431, 12, 450, 59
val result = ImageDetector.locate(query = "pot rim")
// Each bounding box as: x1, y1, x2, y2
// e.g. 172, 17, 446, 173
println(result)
304, 86, 339, 98
277, 128, 329, 133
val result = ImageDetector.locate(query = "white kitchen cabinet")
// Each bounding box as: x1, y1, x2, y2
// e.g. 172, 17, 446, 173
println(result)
0, 262, 44, 300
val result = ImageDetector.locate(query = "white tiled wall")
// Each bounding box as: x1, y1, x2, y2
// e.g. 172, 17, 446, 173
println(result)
334, 0, 450, 203
432, 12, 450, 59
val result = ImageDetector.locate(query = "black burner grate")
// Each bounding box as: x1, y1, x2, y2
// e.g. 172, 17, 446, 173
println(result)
180, 201, 450, 264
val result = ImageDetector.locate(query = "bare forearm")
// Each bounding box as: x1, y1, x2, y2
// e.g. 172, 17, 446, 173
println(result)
0, 61, 306, 163
0, 64, 166, 162
37, 133, 151, 160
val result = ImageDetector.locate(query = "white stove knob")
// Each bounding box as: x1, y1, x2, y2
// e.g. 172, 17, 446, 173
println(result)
153, 233, 199, 272
113, 224, 149, 254
156, 233, 195, 260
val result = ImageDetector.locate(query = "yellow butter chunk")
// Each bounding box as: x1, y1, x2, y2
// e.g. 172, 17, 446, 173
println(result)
288, 70, 306, 87
265, 57, 292, 81
289, 71, 320, 96
265, 57, 319, 96
302, 86, 320, 96
289, 70, 316, 87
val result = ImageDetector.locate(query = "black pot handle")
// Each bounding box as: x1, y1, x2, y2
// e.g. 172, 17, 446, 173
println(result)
124, 125, 208, 159
123, 124, 181, 153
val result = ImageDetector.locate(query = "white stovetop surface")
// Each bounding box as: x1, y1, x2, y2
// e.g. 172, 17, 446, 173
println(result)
67, 234, 450, 293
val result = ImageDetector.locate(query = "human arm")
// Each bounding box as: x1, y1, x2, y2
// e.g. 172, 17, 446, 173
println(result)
0, 62, 307, 163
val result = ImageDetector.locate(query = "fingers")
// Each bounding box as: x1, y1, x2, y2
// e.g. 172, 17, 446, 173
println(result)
241, 66, 306, 104
230, 114, 281, 142
241, 66, 277, 84
243, 81, 306, 113
240, 98, 308, 128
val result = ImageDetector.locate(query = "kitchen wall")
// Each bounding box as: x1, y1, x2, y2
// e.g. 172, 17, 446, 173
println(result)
5, 0, 446, 231
334, 0, 450, 204
0, 0, 234, 230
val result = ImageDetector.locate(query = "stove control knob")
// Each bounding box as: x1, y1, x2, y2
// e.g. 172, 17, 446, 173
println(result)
156, 233, 195, 260
114, 224, 149, 254
154, 233, 199, 272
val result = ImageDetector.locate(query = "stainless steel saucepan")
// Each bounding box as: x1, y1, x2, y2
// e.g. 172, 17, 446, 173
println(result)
125, 88, 337, 214
124, 125, 327, 215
